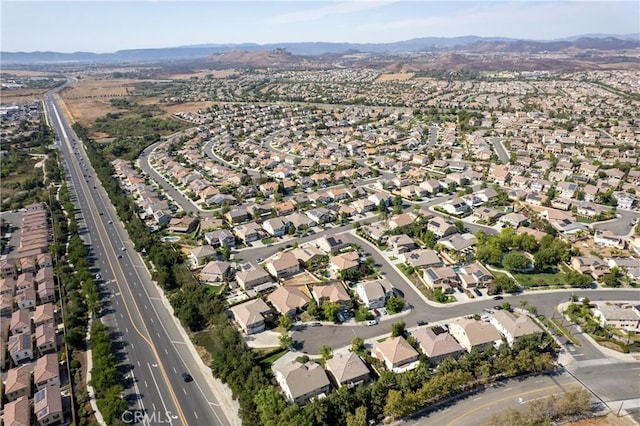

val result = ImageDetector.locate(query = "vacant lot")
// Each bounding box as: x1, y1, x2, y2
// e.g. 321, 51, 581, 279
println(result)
376, 72, 415, 82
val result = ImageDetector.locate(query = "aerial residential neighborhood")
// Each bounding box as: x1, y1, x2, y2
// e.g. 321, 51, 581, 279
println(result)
1, 7, 640, 425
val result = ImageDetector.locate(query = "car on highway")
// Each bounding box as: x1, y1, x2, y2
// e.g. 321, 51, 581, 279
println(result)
121, 247, 126, 251
493, 295, 503, 300
182, 372, 193, 382
108, 220, 112, 224
118, 254, 123, 259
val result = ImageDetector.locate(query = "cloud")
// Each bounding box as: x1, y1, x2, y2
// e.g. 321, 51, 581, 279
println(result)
269, 0, 399, 24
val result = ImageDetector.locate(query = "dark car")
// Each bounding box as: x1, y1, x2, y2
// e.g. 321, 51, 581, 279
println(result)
493, 305, 503, 310
493, 295, 503, 300
417, 319, 428, 326
311, 322, 322, 327
182, 372, 193, 382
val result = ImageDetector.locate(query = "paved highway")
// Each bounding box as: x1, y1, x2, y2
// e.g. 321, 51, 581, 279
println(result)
44, 92, 238, 426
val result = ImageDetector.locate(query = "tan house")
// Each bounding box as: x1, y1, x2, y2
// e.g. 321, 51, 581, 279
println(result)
273, 360, 331, 404
311, 282, 351, 308
265, 252, 301, 280
267, 286, 310, 317
325, 351, 370, 388
4, 365, 32, 401
199, 261, 234, 283
235, 263, 273, 291
490, 311, 542, 345
10, 308, 31, 335
8, 332, 32, 364
34, 383, 63, 426
374, 336, 420, 373
33, 303, 55, 328
448, 318, 502, 352
411, 327, 465, 366
592, 304, 640, 330
34, 352, 60, 390
3, 396, 31, 426
329, 251, 360, 272
229, 298, 273, 335
35, 322, 57, 356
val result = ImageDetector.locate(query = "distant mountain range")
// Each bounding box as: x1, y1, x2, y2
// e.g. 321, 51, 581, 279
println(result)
2, 34, 638, 65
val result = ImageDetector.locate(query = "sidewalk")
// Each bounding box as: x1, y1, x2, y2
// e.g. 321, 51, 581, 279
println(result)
85, 319, 107, 426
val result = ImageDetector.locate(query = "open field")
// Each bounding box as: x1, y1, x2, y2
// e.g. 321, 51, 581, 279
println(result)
0, 88, 50, 103
375, 72, 414, 82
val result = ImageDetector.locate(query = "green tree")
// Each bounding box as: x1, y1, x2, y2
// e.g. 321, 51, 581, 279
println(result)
279, 314, 293, 331
279, 332, 294, 349
255, 386, 288, 426
391, 320, 406, 337
385, 295, 405, 314
346, 406, 368, 426
320, 344, 333, 361
322, 301, 341, 322
351, 336, 365, 353
502, 251, 530, 272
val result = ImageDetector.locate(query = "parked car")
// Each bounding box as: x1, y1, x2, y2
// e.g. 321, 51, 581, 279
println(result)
417, 319, 428, 326
311, 322, 322, 327
366, 319, 378, 326
493, 295, 503, 300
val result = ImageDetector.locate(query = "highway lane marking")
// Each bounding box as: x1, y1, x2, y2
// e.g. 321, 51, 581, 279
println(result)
144, 381, 148, 388
503, 387, 512, 391
445, 381, 576, 426
120, 313, 124, 318
125, 327, 129, 334
152, 403, 156, 411
147, 363, 175, 426
183, 388, 187, 395
173, 367, 177, 373
574, 353, 584, 357
149, 318, 154, 323
171, 341, 186, 345
534, 380, 543, 383
632, 367, 640, 370
473, 397, 482, 401
138, 361, 141, 367
193, 412, 199, 420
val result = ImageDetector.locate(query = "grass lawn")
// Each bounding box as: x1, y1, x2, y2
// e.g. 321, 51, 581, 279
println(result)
257, 348, 288, 377
513, 271, 569, 288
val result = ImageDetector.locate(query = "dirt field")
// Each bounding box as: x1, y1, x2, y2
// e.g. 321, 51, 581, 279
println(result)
0, 88, 50, 103
375, 72, 414, 82
164, 69, 237, 80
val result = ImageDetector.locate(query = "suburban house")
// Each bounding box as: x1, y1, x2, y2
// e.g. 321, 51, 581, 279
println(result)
235, 263, 273, 291
448, 318, 502, 352
457, 262, 494, 288
188, 245, 217, 267
329, 251, 360, 272
373, 336, 420, 373
34, 383, 63, 426
311, 282, 351, 308
570, 255, 610, 280
168, 215, 198, 233
388, 234, 416, 254
265, 252, 301, 280
267, 286, 311, 317
593, 230, 626, 250
33, 303, 55, 328
398, 249, 442, 270
442, 198, 471, 216
325, 351, 370, 388
204, 229, 236, 248
10, 308, 31, 335
199, 261, 234, 283
234, 222, 262, 243
263, 217, 289, 237
355, 280, 387, 309
411, 327, 465, 366
4, 365, 31, 402
8, 332, 32, 364
229, 298, 273, 334
34, 352, 60, 390
273, 360, 331, 405
490, 310, 542, 345
499, 212, 528, 228
315, 235, 350, 253
423, 266, 459, 292
427, 217, 457, 238
3, 396, 31, 426
592, 303, 640, 330
35, 322, 57, 355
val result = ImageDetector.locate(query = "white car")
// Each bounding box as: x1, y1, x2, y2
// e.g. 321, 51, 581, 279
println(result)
365, 319, 378, 326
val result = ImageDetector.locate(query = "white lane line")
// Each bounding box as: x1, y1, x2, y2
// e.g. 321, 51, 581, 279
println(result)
194, 412, 199, 420
503, 387, 512, 392
173, 367, 177, 373
534, 379, 543, 383
137, 361, 141, 367
183, 388, 187, 395
147, 363, 174, 426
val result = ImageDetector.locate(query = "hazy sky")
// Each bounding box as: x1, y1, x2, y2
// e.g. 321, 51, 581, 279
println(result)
2, 1, 638, 53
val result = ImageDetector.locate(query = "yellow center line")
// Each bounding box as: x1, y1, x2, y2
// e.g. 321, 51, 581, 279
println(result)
446, 380, 577, 425
52, 99, 188, 425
